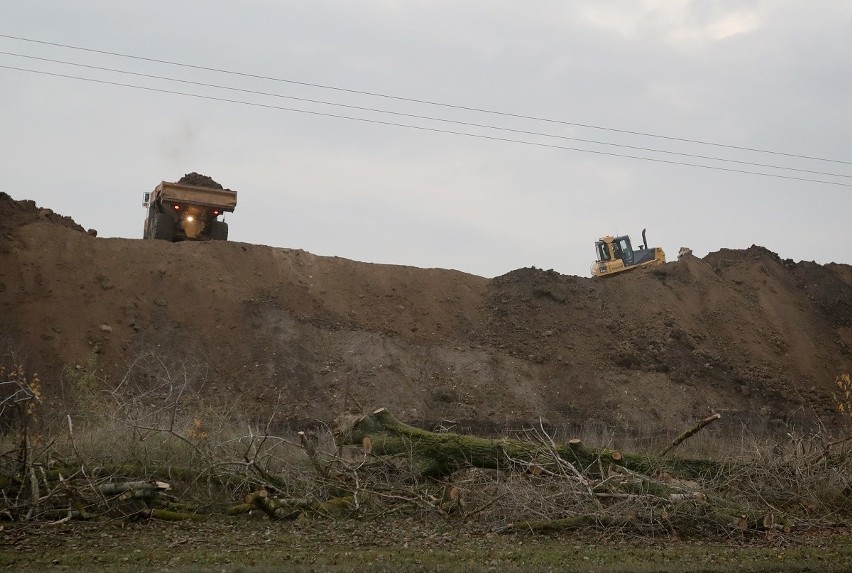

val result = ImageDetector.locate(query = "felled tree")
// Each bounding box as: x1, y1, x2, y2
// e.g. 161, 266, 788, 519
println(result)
334, 408, 720, 479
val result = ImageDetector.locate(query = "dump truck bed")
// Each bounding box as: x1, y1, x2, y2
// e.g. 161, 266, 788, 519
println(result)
153, 181, 238, 212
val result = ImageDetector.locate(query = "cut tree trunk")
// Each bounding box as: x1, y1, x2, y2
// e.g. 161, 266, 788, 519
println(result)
98, 480, 170, 496
334, 409, 721, 479
247, 492, 357, 521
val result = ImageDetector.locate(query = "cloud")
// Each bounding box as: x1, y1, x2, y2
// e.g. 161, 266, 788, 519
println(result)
576, 1, 764, 46
705, 11, 762, 40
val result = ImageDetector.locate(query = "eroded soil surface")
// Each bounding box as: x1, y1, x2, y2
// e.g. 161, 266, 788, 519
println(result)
1, 191, 850, 433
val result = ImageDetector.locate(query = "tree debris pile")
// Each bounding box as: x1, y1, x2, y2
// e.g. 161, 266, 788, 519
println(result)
0, 464, 203, 523
329, 409, 830, 536
6, 398, 847, 540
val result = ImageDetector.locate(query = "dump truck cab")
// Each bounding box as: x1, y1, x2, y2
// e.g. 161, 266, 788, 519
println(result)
143, 178, 237, 242
591, 229, 665, 278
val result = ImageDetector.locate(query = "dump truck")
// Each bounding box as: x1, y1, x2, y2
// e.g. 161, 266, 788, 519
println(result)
142, 175, 237, 242
591, 228, 665, 278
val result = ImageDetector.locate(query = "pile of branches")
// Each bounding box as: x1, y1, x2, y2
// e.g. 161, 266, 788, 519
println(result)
238, 409, 851, 538
3, 404, 851, 537
0, 410, 270, 522
326, 409, 780, 536
0, 466, 190, 523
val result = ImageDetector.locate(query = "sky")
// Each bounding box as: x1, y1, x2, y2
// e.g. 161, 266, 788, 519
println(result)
1, 1, 850, 278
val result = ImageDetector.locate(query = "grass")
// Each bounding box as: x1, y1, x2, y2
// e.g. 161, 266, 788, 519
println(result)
3, 517, 852, 572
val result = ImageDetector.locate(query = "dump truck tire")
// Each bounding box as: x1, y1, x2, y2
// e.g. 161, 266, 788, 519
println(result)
150, 213, 175, 241
209, 221, 228, 241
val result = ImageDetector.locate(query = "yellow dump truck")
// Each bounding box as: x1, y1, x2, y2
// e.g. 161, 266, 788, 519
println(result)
142, 177, 237, 242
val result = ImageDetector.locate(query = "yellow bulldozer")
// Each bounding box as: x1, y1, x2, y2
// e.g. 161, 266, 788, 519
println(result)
591, 228, 665, 278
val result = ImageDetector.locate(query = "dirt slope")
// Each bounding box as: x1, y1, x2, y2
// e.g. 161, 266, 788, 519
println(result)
1, 192, 850, 432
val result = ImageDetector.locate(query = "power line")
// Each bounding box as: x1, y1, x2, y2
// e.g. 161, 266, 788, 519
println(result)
2, 62, 850, 189
2, 50, 850, 181
1, 32, 850, 167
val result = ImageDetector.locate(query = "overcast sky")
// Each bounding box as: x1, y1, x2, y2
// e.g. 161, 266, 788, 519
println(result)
1, 1, 850, 278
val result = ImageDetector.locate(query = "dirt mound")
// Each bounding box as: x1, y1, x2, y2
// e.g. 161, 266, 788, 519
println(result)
176, 172, 224, 189
0, 193, 850, 433
0, 192, 86, 237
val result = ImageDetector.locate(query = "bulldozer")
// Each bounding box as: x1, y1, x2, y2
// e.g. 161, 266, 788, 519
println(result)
591, 228, 665, 278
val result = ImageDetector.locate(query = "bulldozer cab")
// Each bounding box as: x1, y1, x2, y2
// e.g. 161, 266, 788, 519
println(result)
595, 235, 633, 265
614, 235, 634, 265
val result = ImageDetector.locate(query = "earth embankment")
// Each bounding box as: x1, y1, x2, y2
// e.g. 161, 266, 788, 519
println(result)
1, 191, 849, 433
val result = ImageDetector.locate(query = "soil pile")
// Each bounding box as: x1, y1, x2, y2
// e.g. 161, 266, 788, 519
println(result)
1, 192, 850, 432
176, 172, 224, 189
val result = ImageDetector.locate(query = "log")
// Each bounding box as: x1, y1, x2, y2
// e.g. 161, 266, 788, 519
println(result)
99, 480, 170, 499
512, 507, 790, 535
253, 496, 310, 520
226, 503, 255, 516
244, 488, 269, 505
334, 408, 720, 479
660, 413, 721, 457
248, 494, 358, 520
